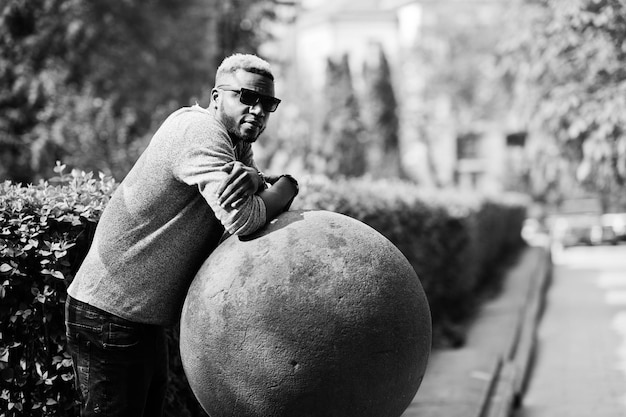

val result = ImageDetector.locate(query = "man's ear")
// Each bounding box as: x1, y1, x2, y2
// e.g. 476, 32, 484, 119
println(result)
210, 88, 220, 109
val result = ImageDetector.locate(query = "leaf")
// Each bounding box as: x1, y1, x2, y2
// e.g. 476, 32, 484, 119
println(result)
1, 367, 14, 382
40, 268, 56, 276
0, 263, 12, 273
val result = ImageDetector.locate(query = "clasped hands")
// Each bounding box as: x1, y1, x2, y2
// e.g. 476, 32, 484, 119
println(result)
216, 161, 278, 209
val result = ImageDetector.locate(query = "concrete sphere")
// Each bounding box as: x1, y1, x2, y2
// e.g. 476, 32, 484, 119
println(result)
180, 210, 431, 417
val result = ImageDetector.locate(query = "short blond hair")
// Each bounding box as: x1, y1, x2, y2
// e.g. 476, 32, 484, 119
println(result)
215, 53, 274, 85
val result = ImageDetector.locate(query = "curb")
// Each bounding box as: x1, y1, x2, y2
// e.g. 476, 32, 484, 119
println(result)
403, 244, 551, 417
483, 244, 551, 417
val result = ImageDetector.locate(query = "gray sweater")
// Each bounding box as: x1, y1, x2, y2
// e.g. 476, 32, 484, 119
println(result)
68, 106, 267, 326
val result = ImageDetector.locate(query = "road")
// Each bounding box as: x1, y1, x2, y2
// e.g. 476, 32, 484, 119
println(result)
514, 244, 626, 417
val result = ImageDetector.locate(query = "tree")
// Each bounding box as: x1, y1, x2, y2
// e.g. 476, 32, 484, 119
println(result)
318, 54, 367, 178
502, 0, 626, 209
0, 0, 286, 181
401, 1, 514, 187
215, 0, 282, 59
0, 0, 212, 180
362, 43, 402, 178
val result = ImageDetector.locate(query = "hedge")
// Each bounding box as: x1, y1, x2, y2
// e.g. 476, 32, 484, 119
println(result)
292, 176, 528, 343
0, 164, 113, 416
0, 165, 527, 416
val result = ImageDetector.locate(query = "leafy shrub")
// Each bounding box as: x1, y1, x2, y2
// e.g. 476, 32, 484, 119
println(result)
0, 163, 114, 416
0, 167, 527, 416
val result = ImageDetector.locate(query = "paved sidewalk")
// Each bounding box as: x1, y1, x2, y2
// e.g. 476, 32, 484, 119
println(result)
514, 246, 626, 417
402, 244, 551, 417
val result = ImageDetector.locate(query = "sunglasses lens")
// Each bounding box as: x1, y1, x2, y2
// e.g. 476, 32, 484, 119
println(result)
239, 89, 280, 112
261, 97, 280, 112
239, 89, 259, 107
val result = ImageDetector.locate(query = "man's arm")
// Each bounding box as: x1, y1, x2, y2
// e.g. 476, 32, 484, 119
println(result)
216, 161, 265, 209
173, 144, 268, 236
216, 161, 298, 220
257, 175, 299, 220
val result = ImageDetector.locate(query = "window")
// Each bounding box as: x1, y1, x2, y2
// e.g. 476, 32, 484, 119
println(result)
506, 132, 527, 147
457, 132, 480, 159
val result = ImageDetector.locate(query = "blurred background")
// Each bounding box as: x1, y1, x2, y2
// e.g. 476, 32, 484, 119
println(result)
1, 0, 626, 242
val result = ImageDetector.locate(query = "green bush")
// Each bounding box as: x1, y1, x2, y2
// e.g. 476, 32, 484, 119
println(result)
0, 167, 527, 416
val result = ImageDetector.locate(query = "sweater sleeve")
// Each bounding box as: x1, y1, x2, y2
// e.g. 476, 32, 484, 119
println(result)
239, 142, 258, 170
171, 110, 267, 236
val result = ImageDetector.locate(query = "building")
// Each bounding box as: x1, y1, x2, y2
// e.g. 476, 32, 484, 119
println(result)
277, 0, 528, 193
289, 0, 421, 90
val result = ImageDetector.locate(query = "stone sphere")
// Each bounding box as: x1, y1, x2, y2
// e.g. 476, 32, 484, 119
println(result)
180, 210, 431, 417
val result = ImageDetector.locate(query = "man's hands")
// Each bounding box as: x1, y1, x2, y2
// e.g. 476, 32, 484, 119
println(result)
216, 161, 263, 209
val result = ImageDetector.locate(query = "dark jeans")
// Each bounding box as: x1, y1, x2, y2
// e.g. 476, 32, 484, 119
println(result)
65, 296, 169, 417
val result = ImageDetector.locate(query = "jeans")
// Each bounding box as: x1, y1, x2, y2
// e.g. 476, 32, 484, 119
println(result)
65, 296, 169, 417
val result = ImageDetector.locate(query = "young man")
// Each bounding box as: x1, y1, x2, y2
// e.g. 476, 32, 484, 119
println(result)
65, 54, 299, 416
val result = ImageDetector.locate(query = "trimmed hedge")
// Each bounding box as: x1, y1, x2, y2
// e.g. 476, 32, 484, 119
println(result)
0, 167, 527, 416
292, 176, 528, 344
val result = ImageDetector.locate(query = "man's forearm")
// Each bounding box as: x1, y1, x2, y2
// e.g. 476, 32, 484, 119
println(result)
258, 176, 299, 221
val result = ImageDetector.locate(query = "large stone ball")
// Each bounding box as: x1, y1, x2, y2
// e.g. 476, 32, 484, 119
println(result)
180, 210, 431, 417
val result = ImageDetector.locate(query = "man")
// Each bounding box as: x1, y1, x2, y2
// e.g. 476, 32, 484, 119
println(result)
65, 53, 299, 416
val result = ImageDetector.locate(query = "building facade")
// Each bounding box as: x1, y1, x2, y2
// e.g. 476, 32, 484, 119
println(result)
278, 0, 527, 193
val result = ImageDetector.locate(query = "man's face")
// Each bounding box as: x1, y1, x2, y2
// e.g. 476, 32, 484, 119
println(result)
212, 69, 277, 144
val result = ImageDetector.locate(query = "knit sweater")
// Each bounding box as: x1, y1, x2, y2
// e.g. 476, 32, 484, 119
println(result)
67, 106, 267, 326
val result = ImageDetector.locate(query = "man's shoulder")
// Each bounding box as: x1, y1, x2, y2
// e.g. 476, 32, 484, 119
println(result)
163, 106, 229, 141
170, 105, 214, 124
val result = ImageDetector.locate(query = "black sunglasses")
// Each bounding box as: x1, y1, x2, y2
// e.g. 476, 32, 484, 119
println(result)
217, 86, 281, 113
